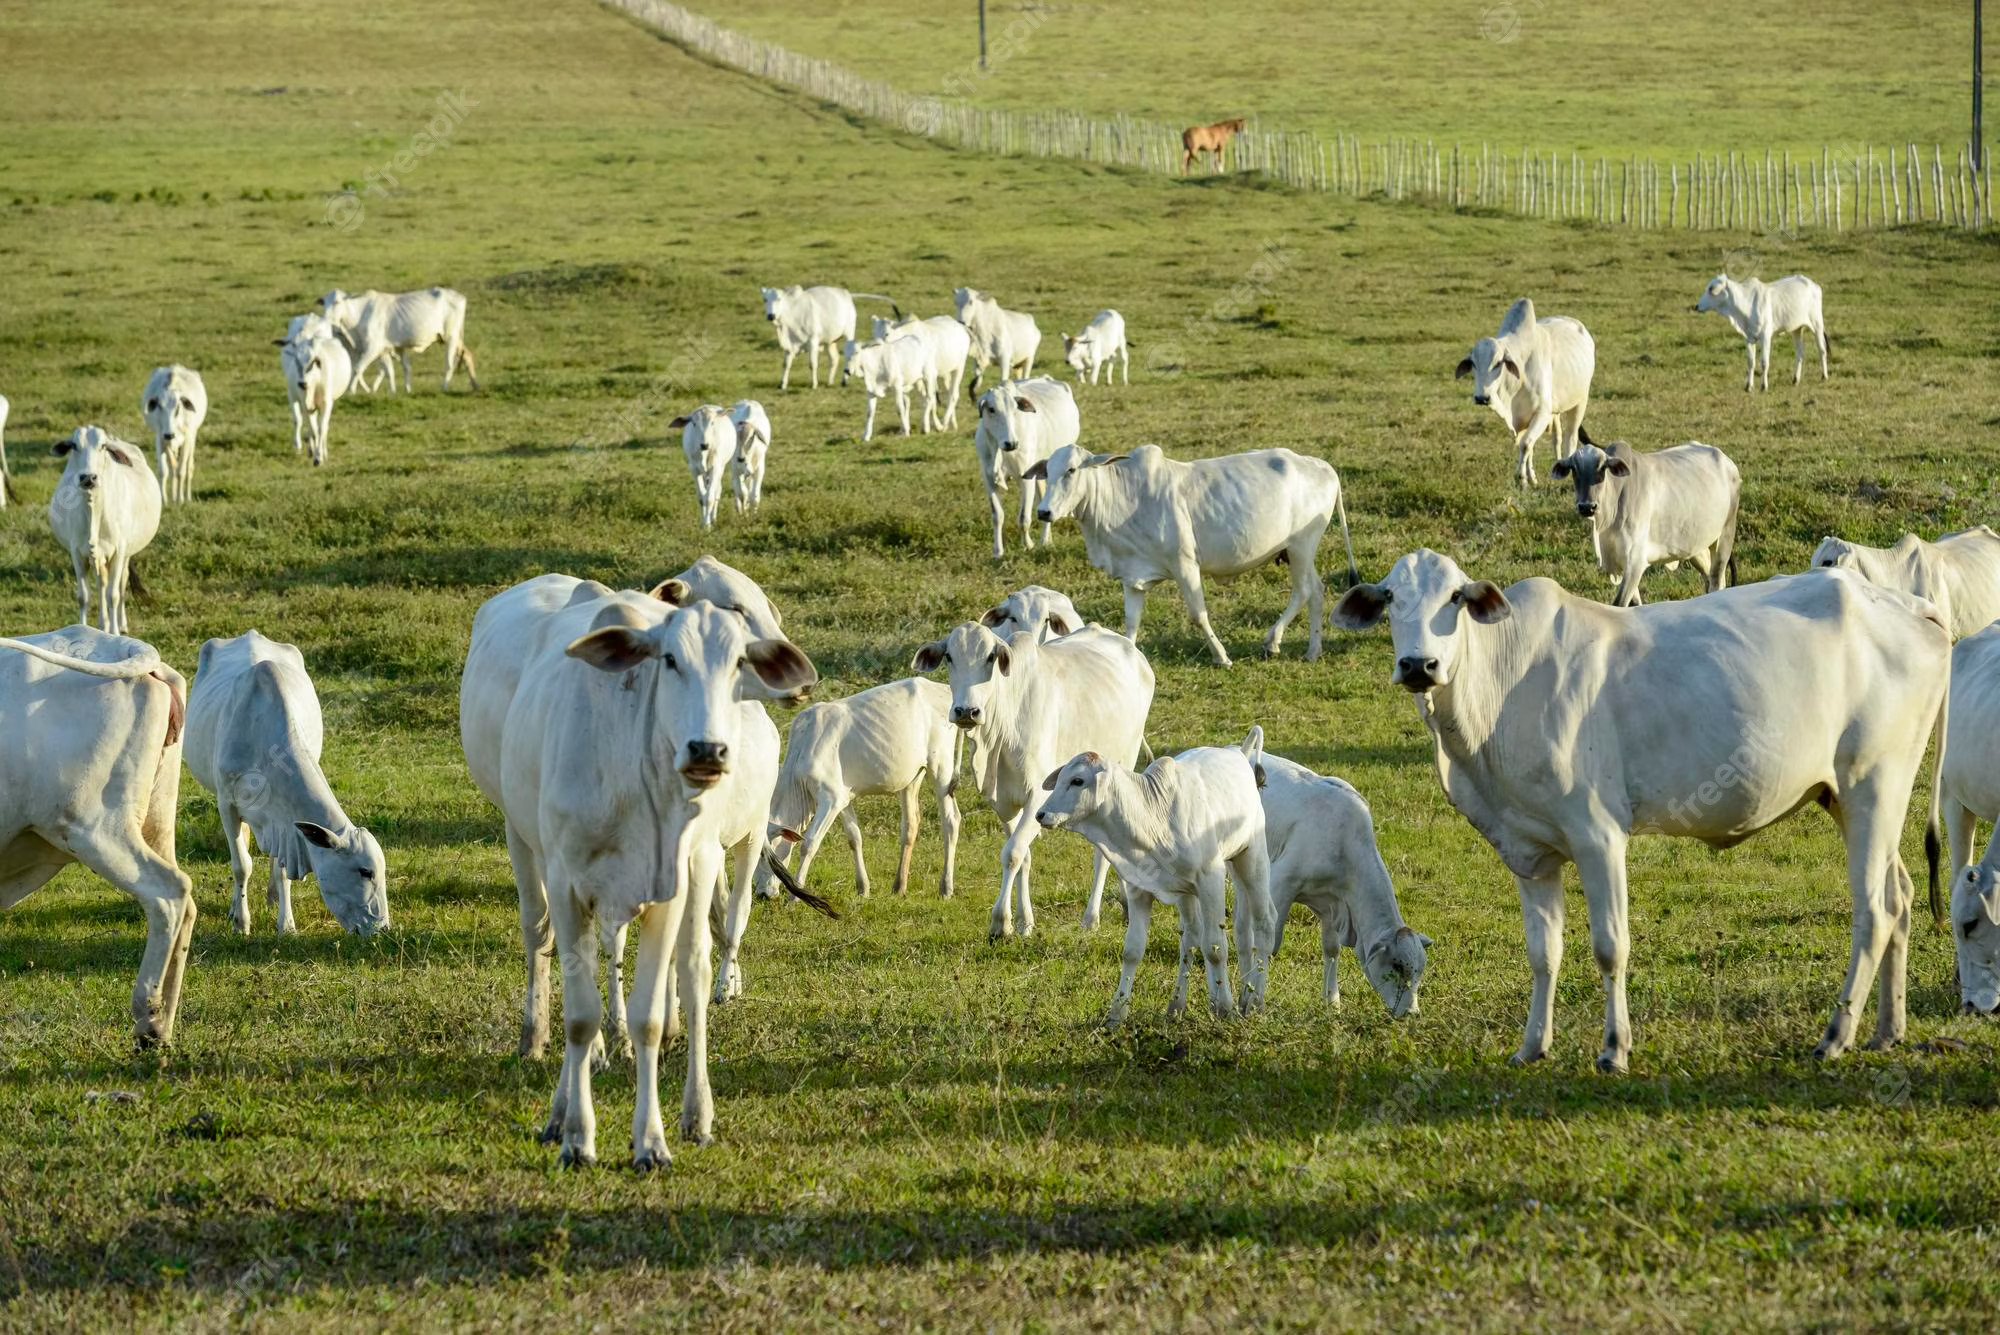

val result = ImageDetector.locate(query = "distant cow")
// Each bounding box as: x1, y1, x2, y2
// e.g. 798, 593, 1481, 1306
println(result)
278, 319, 353, 466
1062, 310, 1130, 386
843, 335, 935, 440
1942, 626, 2000, 1013
48, 427, 161, 636
1028, 443, 1358, 666
1552, 435, 1741, 606
670, 405, 736, 530
141, 365, 207, 506
974, 378, 1080, 559
727, 400, 769, 515
953, 289, 1041, 394
872, 314, 974, 429
1810, 527, 2000, 640
1456, 298, 1595, 487
1181, 118, 1247, 174
319, 286, 478, 393
763, 284, 894, 390
1695, 274, 1827, 392
0, 627, 195, 1047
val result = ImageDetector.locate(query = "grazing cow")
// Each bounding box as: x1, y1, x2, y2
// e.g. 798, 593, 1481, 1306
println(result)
1942, 627, 2000, 1012
843, 335, 935, 441
1695, 274, 1828, 392
727, 400, 770, 515
953, 289, 1042, 394
278, 320, 354, 466
184, 631, 390, 937
872, 314, 974, 428
0, 627, 195, 1047
1455, 298, 1596, 487
1028, 442, 1359, 666
1061, 310, 1131, 386
492, 592, 815, 1169
318, 286, 478, 393
48, 427, 160, 636
670, 405, 736, 530
1036, 728, 1274, 1026
140, 365, 208, 506
759, 676, 962, 900
762, 284, 892, 390
1181, 118, 1247, 174
912, 622, 1154, 939
980, 584, 1084, 643
1260, 753, 1429, 1015
1809, 527, 2000, 641
0, 392, 11, 508
1335, 549, 1951, 1069
974, 377, 1080, 559
1551, 435, 1741, 606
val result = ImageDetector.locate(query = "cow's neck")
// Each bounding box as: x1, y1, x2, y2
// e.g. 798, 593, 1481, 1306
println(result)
1418, 617, 1517, 768
1073, 472, 1137, 570
1071, 763, 1178, 892
1343, 834, 1409, 959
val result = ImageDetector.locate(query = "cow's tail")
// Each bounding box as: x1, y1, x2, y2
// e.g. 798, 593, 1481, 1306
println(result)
761, 846, 839, 918
1138, 736, 1155, 765
1333, 476, 1359, 589
1926, 640, 1952, 929
1576, 423, 1596, 448
126, 563, 150, 602
849, 292, 898, 310
0, 637, 165, 680
1, 473, 16, 505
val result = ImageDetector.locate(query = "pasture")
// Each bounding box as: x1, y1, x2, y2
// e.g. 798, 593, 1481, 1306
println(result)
2, 0, 1999, 1327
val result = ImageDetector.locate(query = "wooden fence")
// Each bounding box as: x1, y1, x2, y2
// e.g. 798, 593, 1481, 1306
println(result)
607, 0, 1993, 233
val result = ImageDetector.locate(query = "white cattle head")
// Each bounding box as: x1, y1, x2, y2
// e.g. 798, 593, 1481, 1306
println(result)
975, 387, 1042, 455
1359, 925, 1432, 1018
1024, 443, 1127, 524
1550, 442, 1631, 520
1455, 335, 1524, 411
1810, 536, 1863, 571
652, 555, 786, 643
1034, 751, 1111, 829
1332, 549, 1512, 693
670, 406, 734, 524
565, 602, 817, 793
759, 285, 801, 325
911, 621, 1014, 730
840, 338, 875, 387
53, 425, 144, 498
1061, 332, 1093, 375
980, 585, 1078, 642
1954, 863, 2000, 1016
143, 376, 200, 450
1695, 275, 1737, 316
952, 287, 985, 320
296, 821, 391, 935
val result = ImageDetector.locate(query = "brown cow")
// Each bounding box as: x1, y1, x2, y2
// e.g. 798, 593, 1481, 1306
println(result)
1182, 118, 1247, 174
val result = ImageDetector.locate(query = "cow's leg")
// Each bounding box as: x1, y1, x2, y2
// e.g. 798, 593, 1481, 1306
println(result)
861, 395, 878, 443
1105, 886, 1154, 1027
1082, 850, 1111, 931
600, 919, 630, 1062
626, 898, 676, 1170
933, 760, 961, 900
1572, 839, 1633, 1073
1792, 331, 1807, 384
399, 351, 415, 393
221, 801, 254, 935
269, 856, 297, 935
509, 824, 555, 1060
987, 479, 1007, 560
1176, 564, 1232, 667
892, 780, 921, 896
1266, 530, 1326, 660
1122, 583, 1148, 645
895, 386, 912, 437
1018, 479, 1038, 551
1167, 902, 1195, 1018
1190, 870, 1236, 1017
1817, 788, 1905, 1061
1743, 340, 1757, 394
1319, 910, 1344, 1007
840, 804, 870, 899
70, 822, 198, 1049
1612, 558, 1650, 608
1759, 331, 1774, 391
1817, 322, 1830, 379
1945, 797, 1978, 885
1512, 870, 1566, 1065
792, 796, 841, 892
1230, 836, 1275, 1013
1121, 345, 1130, 385
713, 838, 756, 1003
90, 554, 111, 634
809, 340, 822, 389
678, 841, 722, 1146
70, 550, 90, 628
290, 401, 305, 454
991, 805, 1037, 942
1869, 858, 1917, 1051
780, 349, 797, 391
544, 888, 600, 1165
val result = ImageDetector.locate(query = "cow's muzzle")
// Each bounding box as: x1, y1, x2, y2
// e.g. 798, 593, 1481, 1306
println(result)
680, 740, 729, 786
77, 474, 98, 491
1471, 395, 1491, 407
1036, 810, 1060, 829
999, 439, 1017, 452
1577, 502, 1598, 518
765, 313, 776, 322
1035, 509, 1053, 523
950, 706, 981, 729
1393, 656, 1440, 692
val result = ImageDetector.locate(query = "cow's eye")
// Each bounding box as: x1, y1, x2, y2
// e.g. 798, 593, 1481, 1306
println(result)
737, 656, 748, 669
357, 866, 375, 880
988, 653, 998, 665
1449, 590, 1463, 605
1070, 776, 1084, 787
1963, 920, 1980, 940
146, 399, 159, 412
662, 654, 678, 672
1820, 559, 1836, 567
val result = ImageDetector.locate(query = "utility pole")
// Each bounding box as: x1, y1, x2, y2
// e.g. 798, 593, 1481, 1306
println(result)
1977, 0, 1985, 162
979, 0, 988, 70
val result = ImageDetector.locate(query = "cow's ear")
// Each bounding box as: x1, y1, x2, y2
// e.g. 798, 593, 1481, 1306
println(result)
1460, 581, 1512, 624
1014, 396, 1037, 413
745, 638, 817, 699
296, 821, 341, 850
1453, 356, 1474, 379
52, 438, 75, 457
979, 606, 1009, 628
566, 626, 657, 672
1550, 456, 1573, 480
648, 577, 691, 604
1041, 765, 1065, 791
1046, 613, 1072, 636
104, 443, 139, 468
993, 644, 1011, 676
1332, 582, 1391, 630
911, 640, 946, 673
273, 337, 289, 346
1500, 355, 1521, 378
1606, 456, 1632, 477
1021, 460, 1049, 481
668, 414, 692, 428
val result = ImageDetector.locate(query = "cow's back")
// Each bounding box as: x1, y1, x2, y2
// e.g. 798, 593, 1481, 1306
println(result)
1181, 448, 1340, 572
1021, 628, 1153, 766
1532, 316, 1595, 408
460, 574, 613, 806
1937, 527, 2000, 636
187, 632, 316, 792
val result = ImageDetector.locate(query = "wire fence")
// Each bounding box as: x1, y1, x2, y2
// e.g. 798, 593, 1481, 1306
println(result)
606, 0, 1994, 233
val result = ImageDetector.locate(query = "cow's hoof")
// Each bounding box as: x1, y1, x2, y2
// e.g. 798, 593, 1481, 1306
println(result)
558, 1146, 596, 1170
537, 1120, 563, 1146
1595, 1051, 1629, 1075
1863, 1033, 1902, 1053
632, 1146, 672, 1173
1508, 1046, 1548, 1068
680, 1123, 714, 1148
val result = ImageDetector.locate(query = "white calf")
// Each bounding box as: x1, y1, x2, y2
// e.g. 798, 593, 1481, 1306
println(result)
280, 322, 353, 466
843, 335, 934, 441
1456, 298, 1596, 487
973, 378, 1080, 559
670, 405, 736, 530
1696, 274, 1827, 392
319, 286, 478, 393
48, 427, 161, 636
141, 365, 207, 505
872, 314, 974, 429
1062, 310, 1130, 385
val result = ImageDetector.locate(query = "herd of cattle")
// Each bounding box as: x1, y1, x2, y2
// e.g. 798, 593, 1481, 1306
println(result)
2, 263, 1998, 1171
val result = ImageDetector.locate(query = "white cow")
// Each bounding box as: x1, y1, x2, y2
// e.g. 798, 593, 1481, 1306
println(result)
656, 555, 788, 644
727, 400, 770, 516
318, 286, 478, 393
1261, 753, 1429, 1015
954, 288, 1041, 393
1028, 443, 1359, 666
140, 365, 208, 506
973, 378, 1080, 560
872, 314, 974, 429
843, 335, 934, 441
48, 427, 161, 636
0, 627, 195, 1047
1809, 527, 2000, 641
979, 585, 1084, 642
670, 405, 736, 531
763, 284, 891, 390
279, 321, 353, 466
1942, 626, 2000, 1012
1061, 310, 1130, 386
1035, 728, 1274, 1026
1696, 274, 1828, 392
490, 591, 815, 1168
760, 677, 962, 900
0, 392, 10, 509
912, 621, 1154, 939
1551, 435, 1741, 606
1455, 298, 1596, 487
184, 631, 390, 938
1335, 550, 1951, 1069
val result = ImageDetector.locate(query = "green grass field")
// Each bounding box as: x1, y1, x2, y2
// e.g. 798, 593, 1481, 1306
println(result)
2, 0, 2000, 1327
